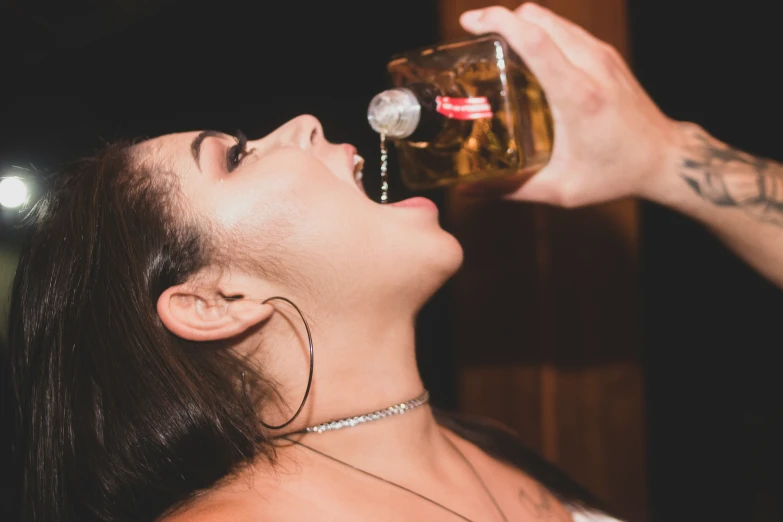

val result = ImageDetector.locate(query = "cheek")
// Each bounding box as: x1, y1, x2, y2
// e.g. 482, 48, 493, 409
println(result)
284, 188, 380, 267
295, 189, 370, 246
202, 166, 309, 230
210, 186, 268, 228
187, 177, 302, 261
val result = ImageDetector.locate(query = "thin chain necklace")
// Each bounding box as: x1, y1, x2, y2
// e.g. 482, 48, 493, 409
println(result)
281, 392, 509, 522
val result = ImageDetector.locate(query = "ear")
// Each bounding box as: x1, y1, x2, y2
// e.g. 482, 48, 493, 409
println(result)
157, 285, 275, 342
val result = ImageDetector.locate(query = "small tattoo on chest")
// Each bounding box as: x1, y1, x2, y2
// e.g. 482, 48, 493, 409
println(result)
518, 484, 569, 520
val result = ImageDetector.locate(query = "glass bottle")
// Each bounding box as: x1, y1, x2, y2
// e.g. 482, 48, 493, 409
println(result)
367, 32, 554, 191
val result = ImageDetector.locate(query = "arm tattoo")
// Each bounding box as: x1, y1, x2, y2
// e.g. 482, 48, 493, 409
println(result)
518, 483, 570, 521
679, 126, 783, 226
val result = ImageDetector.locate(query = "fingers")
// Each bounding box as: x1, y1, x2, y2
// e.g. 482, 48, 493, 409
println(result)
460, 6, 584, 106
515, 3, 626, 81
515, 3, 601, 53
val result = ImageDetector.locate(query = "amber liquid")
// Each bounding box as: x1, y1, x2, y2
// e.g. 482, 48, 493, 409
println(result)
387, 33, 554, 191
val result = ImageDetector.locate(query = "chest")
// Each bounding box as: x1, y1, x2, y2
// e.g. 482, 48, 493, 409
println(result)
266, 464, 577, 522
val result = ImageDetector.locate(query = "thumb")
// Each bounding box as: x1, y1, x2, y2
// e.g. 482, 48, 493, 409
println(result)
500, 171, 563, 204
459, 6, 580, 106
453, 165, 565, 205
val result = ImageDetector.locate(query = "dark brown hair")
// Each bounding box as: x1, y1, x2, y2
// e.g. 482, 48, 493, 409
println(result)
6, 141, 273, 521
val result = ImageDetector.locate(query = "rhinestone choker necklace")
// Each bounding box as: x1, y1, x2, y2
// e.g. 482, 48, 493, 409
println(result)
298, 390, 430, 434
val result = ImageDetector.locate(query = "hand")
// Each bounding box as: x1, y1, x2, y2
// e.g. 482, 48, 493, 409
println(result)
457, 2, 680, 207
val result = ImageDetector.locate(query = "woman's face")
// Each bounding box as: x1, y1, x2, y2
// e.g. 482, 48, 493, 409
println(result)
140, 115, 463, 310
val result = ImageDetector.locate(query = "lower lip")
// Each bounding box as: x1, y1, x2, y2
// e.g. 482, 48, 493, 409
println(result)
343, 144, 357, 170
388, 197, 438, 211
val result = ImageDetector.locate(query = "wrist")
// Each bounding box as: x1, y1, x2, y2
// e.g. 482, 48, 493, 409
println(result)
637, 119, 704, 209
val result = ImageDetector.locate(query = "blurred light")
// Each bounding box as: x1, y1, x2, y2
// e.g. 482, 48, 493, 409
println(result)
0, 176, 30, 209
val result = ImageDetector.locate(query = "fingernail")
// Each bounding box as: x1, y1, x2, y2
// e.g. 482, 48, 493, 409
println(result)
461, 9, 485, 26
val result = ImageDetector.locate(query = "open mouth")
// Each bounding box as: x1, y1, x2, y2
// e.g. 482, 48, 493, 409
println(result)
353, 153, 366, 194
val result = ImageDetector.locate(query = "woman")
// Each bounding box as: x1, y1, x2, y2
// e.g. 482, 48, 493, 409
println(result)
7, 110, 625, 522
15, 0, 778, 519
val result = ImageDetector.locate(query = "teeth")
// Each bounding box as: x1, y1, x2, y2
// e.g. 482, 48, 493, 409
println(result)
353, 153, 364, 182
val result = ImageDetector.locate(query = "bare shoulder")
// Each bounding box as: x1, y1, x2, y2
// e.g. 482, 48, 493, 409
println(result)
161, 500, 256, 522
159, 489, 302, 522
159, 454, 321, 522
158, 487, 272, 522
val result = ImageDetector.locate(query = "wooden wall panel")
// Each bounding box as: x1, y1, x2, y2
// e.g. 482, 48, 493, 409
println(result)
437, 1, 646, 521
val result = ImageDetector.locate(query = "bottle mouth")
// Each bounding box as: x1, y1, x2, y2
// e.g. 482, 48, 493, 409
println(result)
367, 88, 421, 139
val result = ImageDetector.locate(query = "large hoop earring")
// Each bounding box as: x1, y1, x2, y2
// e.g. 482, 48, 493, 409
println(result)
255, 296, 314, 430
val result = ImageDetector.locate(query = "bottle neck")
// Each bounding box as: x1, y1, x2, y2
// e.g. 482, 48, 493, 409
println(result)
367, 83, 444, 142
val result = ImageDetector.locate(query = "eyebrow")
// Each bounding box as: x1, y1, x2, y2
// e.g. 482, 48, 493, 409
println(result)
191, 130, 226, 171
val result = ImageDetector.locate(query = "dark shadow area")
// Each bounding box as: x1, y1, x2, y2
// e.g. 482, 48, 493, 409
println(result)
630, 1, 783, 520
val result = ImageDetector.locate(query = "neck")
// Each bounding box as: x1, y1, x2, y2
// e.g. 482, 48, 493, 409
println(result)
251, 301, 447, 471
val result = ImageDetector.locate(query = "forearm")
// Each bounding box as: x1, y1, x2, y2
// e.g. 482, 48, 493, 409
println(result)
644, 122, 783, 288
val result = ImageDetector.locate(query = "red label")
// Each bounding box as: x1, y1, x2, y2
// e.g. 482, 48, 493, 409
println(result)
435, 96, 493, 120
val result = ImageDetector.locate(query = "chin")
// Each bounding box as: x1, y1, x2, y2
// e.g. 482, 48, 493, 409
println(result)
421, 230, 464, 286
442, 232, 465, 272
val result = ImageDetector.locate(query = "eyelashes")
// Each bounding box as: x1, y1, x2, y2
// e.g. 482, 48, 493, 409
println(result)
226, 130, 250, 172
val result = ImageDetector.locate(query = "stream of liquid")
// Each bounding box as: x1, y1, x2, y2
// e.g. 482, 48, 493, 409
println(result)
380, 133, 389, 204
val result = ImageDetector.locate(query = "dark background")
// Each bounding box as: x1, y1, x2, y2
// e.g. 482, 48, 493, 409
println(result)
1, 0, 781, 520
631, 1, 783, 520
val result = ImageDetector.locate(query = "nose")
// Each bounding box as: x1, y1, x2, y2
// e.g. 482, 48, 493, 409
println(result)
279, 114, 325, 150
